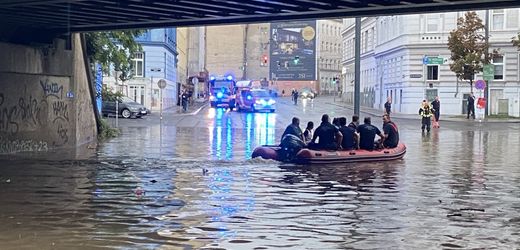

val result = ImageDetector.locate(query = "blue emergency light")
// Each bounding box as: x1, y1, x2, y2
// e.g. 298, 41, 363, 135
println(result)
247, 95, 252, 100
216, 92, 224, 98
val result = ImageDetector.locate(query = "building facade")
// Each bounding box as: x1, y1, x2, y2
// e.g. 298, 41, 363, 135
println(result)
317, 19, 343, 95
104, 28, 178, 111
176, 27, 189, 89
342, 9, 520, 117
206, 24, 270, 81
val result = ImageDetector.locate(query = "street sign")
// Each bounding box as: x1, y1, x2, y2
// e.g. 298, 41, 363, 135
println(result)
477, 97, 486, 109
157, 79, 167, 89
191, 77, 199, 85
475, 79, 486, 90
423, 56, 444, 65
410, 74, 422, 78
483, 64, 494, 81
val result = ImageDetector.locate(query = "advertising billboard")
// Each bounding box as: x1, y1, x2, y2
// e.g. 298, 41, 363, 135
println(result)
270, 21, 316, 81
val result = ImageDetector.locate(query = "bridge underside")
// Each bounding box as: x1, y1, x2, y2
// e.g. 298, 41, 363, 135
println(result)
1, 0, 520, 41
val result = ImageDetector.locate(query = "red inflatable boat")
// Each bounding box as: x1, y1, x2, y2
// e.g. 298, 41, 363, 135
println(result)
252, 143, 406, 164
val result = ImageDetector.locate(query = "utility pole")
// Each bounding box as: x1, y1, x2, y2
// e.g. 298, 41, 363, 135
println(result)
484, 9, 490, 117
354, 17, 361, 116
242, 24, 249, 80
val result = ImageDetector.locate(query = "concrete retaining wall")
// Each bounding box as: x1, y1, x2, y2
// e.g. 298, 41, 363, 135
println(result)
0, 34, 96, 153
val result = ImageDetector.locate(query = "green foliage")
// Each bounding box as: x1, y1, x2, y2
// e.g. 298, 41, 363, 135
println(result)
447, 12, 494, 88
101, 85, 124, 102
85, 30, 146, 82
98, 118, 120, 140
512, 33, 520, 50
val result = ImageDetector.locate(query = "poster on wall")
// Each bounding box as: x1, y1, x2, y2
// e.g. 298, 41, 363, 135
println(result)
95, 63, 103, 115
269, 21, 316, 81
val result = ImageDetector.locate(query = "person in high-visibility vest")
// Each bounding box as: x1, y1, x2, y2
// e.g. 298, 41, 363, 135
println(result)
419, 100, 434, 133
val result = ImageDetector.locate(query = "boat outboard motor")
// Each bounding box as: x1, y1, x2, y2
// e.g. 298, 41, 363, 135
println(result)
279, 134, 305, 162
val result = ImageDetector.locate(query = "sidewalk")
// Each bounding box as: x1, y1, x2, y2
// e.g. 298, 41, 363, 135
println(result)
326, 101, 520, 124
163, 98, 208, 115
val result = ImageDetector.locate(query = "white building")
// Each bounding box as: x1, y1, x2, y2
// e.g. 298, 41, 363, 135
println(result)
317, 19, 343, 95
342, 9, 520, 117
103, 28, 178, 111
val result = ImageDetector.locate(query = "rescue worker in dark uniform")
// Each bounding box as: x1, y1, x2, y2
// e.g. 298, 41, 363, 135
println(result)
281, 117, 303, 141
280, 117, 305, 161
348, 115, 359, 129
339, 117, 358, 150
382, 114, 399, 148
309, 114, 343, 150
357, 117, 384, 151
419, 100, 434, 132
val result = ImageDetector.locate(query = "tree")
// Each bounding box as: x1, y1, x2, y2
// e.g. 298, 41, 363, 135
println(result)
85, 30, 146, 82
512, 33, 520, 50
101, 85, 124, 102
448, 11, 494, 90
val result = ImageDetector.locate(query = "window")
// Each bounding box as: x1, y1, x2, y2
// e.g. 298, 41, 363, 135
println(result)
427, 65, 439, 80
132, 52, 144, 77
492, 9, 505, 31
364, 30, 369, 52
493, 55, 504, 80
426, 14, 439, 32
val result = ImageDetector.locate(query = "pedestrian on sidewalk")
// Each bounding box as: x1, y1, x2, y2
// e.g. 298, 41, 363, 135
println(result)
181, 90, 189, 112
419, 100, 434, 133
384, 97, 392, 115
431, 96, 440, 128
467, 93, 475, 119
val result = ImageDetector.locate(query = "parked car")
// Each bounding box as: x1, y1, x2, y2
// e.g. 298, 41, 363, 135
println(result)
102, 96, 148, 118
299, 88, 317, 99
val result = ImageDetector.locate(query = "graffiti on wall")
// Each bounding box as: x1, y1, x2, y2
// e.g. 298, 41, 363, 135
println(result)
0, 78, 71, 153
0, 137, 48, 153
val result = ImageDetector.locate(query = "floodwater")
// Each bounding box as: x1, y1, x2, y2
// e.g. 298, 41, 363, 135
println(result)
1, 105, 520, 249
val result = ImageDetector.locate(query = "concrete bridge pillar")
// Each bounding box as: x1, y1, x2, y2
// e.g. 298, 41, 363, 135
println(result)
0, 34, 97, 154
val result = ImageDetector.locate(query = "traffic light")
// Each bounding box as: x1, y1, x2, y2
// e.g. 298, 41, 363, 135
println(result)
293, 56, 300, 65
463, 65, 474, 81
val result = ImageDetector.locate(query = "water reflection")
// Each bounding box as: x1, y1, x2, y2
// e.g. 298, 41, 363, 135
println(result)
207, 110, 277, 160
3, 104, 520, 249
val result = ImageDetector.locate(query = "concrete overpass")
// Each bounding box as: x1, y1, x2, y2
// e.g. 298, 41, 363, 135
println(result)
1, 0, 519, 154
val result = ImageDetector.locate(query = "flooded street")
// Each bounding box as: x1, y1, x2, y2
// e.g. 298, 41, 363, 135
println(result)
1, 97, 520, 249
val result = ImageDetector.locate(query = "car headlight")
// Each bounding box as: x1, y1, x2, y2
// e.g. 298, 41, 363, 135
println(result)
267, 99, 276, 105
210, 96, 215, 101
128, 106, 139, 111
255, 100, 262, 104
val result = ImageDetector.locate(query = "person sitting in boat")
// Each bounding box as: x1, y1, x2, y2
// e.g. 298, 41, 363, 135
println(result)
281, 117, 303, 141
332, 117, 341, 129
381, 114, 399, 148
339, 117, 358, 150
348, 115, 359, 129
308, 114, 343, 150
357, 117, 384, 151
279, 117, 305, 161
303, 121, 314, 144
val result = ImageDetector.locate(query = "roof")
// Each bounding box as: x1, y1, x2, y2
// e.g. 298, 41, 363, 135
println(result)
1, 0, 519, 33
